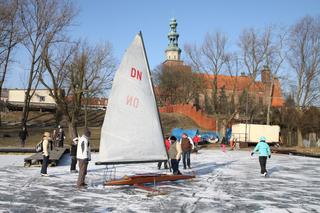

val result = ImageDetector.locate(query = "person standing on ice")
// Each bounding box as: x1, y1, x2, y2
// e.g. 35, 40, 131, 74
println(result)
70, 129, 78, 173
19, 126, 28, 147
56, 125, 65, 147
180, 133, 194, 169
220, 137, 227, 153
76, 128, 91, 188
251, 136, 271, 176
193, 134, 201, 152
41, 132, 52, 177
168, 136, 182, 175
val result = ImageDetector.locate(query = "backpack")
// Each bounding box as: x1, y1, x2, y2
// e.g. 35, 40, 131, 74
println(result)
35, 140, 43, 152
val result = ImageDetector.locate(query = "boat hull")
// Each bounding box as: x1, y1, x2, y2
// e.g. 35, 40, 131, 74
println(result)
105, 174, 195, 186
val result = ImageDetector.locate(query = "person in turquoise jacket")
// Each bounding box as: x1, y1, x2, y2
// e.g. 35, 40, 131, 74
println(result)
251, 136, 271, 176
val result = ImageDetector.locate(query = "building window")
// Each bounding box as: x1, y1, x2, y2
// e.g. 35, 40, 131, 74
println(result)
39, 96, 45, 102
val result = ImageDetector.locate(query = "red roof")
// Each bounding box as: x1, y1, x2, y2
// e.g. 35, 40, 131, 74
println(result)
199, 74, 284, 107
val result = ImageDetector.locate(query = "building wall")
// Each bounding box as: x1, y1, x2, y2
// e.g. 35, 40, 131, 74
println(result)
159, 104, 217, 130
165, 50, 180, 60
199, 89, 268, 108
8, 89, 56, 104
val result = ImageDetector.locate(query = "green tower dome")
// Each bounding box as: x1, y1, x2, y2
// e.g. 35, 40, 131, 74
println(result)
165, 18, 181, 60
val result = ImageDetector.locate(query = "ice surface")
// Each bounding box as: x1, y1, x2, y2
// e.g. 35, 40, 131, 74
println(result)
0, 150, 319, 212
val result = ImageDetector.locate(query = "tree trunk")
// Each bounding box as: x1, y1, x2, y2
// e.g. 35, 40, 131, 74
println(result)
266, 78, 274, 125
212, 76, 218, 112
68, 121, 78, 141
21, 50, 37, 128
245, 90, 249, 142
297, 128, 303, 147
84, 97, 88, 128
21, 94, 31, 128
0, 43, 14, 126
55, 104, 63, 126
288, 131, 291, 146
0, 87, 3, 126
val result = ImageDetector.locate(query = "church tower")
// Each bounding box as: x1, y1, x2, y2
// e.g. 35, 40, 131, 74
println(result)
165, 18, 182, 62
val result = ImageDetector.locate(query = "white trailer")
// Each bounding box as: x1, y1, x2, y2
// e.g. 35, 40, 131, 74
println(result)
231, 124, 280, 143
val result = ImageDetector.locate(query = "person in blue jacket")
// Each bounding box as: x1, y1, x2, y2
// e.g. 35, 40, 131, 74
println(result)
251, 136, 271, 176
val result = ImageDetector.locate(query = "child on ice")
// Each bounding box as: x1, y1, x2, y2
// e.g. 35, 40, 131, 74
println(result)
221, 137, 227, 153
251, 136, 271, 177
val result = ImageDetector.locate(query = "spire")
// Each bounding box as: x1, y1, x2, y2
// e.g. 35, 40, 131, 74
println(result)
165, 18, 181, 61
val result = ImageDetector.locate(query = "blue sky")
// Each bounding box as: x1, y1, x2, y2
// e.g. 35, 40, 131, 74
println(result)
5, 0, 320, 88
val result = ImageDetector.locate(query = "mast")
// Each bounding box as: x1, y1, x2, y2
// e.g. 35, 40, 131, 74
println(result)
139, 31, 169, 162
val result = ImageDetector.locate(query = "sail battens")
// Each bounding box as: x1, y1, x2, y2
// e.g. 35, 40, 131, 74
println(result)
98, 33, 168, 164
95, 160, 168, 166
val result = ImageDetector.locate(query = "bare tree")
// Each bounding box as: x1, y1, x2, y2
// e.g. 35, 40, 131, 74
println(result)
0, 0, 22, 125
154, 64, 204, 106
238, 28, 268, 81
225, 54, 241, 115
41, 42, 74, 126
41, 41, 115, 138
185, 31, 230, 112
238, 27, 287, 124
264, 26, 286, 125
19, 0, 76, 128
185, 30, 262, 127
82, 42, 116, 127
287, 16, 320, 107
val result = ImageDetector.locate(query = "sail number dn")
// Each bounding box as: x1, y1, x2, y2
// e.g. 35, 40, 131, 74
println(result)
126, 67, 142, 108
130, 67, 142, 80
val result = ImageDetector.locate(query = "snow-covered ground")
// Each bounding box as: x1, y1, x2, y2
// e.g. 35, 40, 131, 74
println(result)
0, 149, 319, 213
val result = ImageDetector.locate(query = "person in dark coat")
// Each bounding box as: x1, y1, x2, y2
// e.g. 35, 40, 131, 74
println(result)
56, 125, 65, 147
19, 127, 28, 147
70, 133, 78, 173
180, 133, 194, 169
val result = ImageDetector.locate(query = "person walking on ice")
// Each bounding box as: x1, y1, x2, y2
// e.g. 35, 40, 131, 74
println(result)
251, 136, 271, 177
180, 133, 194, 169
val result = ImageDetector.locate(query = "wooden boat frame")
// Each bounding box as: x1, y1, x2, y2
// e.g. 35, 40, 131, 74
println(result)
105, 173, 195, 192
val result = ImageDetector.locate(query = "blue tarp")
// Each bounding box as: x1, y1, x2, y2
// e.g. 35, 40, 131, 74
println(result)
171, 128, 199, 140
171, 128, 220, 141
200, 131, 221, 141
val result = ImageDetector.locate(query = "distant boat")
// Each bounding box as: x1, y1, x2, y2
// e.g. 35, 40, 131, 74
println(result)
96, 32, 194, 190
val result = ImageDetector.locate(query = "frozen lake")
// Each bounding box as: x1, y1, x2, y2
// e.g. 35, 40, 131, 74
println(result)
0, 149, 319, 212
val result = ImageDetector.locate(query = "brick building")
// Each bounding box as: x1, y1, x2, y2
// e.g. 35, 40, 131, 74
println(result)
198, 67, 284, 108
160, 18, 284, 109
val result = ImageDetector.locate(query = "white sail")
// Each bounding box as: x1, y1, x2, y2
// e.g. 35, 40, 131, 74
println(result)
97, 32, 168, 164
